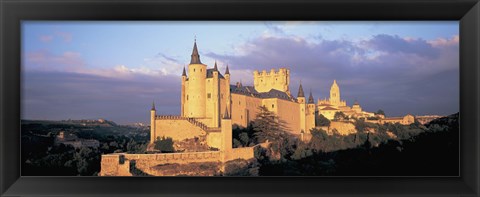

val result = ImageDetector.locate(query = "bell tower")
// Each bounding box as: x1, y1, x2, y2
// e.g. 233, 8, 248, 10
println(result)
329, 80, 340, 106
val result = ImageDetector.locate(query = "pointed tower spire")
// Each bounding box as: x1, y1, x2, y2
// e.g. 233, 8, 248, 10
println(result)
308, 89, 314, 104
225, 64, 230, 75
190, 38, 202, 64
223, 106, 230, 119
214, 60, 218, 71
151, 100, 156, 111
182, 66, 187, 76
297, 82, 305, 98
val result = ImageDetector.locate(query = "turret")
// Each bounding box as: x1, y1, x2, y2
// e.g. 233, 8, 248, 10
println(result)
297, 83, 305, 103
212, 61, 220, 127
181, 66, 187, 116
150, 101, 157, 144
186, 39, 207, 118
306, 90, 316, 132
298, 82, 306, 133
224, 65, 231, 120
308, 90, 315, 104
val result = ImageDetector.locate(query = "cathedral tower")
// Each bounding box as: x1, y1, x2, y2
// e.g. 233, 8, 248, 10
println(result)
329, 80, 340, 106
186, 40, 207, 118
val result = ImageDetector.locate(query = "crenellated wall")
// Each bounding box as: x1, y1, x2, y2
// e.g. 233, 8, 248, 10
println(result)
253, 68, 290, 93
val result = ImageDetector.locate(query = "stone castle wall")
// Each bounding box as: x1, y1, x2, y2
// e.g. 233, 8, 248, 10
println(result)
253, 68, 290, 93
100, 151, 223, 176
153, 116, 207, 142
99, 146, 262, 176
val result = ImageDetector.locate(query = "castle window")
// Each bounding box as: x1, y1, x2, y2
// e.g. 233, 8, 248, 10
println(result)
187, 95, 189, 100
194, 69, 196, 72
272, 104, 274, 108
201, 69, 202, 72
239, 101, 241, 105
207, 93, 211, 99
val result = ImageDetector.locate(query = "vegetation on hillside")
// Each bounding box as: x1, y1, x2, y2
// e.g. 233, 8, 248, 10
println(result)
232, 108, 459, 176
21, 121, 149, 176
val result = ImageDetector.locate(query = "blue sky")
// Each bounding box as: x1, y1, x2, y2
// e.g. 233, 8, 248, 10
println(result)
21, 21, 459, 124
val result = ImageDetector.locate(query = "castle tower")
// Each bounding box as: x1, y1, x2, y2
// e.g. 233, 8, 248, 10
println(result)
297, 82, 306, 133
253, 68, 290, 93
306, 90, 316, 132
212, 61, 220, 127
224, 65, 231, 123
181, 66, 187, 116
329, 80, 341, 106
186, 39, 207, 118
221, 107, 232, 162
150, 101, 156, 144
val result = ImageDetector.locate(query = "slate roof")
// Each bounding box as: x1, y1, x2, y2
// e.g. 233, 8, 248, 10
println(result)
230, 85, 295, 101
297, 83, 305, 97
206, 68, 225, 79
321, 106, 339, 110
190, 41, 202, 64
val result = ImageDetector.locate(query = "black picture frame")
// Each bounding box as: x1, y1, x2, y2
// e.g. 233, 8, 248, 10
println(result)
1, 0, 479, 196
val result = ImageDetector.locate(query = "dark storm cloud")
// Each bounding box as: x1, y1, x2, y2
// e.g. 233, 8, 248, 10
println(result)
206, 34, 459, 116
22, 71, 181, 124
366, 34, 439, 58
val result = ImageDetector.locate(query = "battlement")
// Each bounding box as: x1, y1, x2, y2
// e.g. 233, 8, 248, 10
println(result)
253, 68, 289, 76
253, 68, 290, 93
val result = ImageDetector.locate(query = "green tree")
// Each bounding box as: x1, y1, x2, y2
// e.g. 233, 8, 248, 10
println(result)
315, 112, 331, 127
333, 112, 347, 121
154, 137, 174, 153
252, 106, 290, 143
376, 109, 385, 116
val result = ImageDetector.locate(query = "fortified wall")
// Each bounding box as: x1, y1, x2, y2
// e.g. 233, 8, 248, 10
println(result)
253, 68, 290, 93
151, 115, 222, 149
99, 145, 263, 176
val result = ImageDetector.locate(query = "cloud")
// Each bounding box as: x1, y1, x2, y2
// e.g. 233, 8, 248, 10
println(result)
24, 50, 85, 72
205, 33, 459, 116
39, 35, 53, 43
55, 31, 73, 42
22, 70, 181, 124
24, 50, 185, 79
364, 34, 440, 58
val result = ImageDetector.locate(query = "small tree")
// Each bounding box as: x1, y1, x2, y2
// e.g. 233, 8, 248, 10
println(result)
252, 106, 292, 159
315, 112, 331, 126
333, 111, 347, 121
252, 106, 290, 143
154, 136, 174, 153
375, 109, 385, 116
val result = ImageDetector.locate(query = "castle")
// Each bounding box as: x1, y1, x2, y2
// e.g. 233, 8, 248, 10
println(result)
99, 40, 415, 176
150, 40, 416, 145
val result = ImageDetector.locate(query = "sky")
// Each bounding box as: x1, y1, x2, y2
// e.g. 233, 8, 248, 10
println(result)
21, 21, 459, 124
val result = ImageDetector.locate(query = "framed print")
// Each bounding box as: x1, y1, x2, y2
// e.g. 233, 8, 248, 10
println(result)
1, 0, 479, 196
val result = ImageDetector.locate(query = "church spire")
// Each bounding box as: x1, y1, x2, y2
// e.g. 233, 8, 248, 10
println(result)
297, 82, 305, 98
225, 64, 230, 75
182, 66, 187, 76
308, 90, 314, 104
190, 38, 202, 64
214, 60, 218, 71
